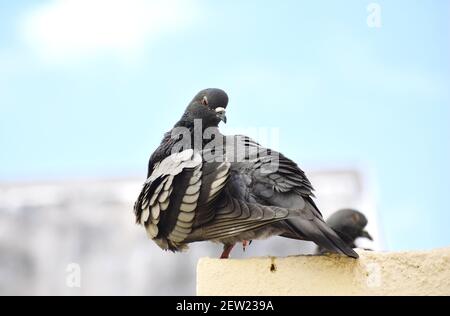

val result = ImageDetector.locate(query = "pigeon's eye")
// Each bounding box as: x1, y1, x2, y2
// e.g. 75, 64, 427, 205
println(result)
201, 96, 209, 106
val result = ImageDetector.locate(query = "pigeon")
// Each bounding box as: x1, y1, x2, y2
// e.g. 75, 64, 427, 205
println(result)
317, 208, 373, 254
134, 88, 359, 259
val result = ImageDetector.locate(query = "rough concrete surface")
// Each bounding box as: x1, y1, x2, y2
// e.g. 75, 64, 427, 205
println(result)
197, 247, 450, 296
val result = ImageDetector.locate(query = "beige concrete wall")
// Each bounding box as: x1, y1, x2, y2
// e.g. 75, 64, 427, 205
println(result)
197, 247, 450, 296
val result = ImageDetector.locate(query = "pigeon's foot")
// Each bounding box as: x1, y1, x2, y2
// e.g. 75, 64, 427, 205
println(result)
242, 240, 252, 252
220, 244, 235, 259
242, 240, 248, 252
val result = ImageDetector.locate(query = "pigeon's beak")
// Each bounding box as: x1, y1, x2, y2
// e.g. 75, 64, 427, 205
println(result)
215, 107, 227, 124
361, 230, 373, 241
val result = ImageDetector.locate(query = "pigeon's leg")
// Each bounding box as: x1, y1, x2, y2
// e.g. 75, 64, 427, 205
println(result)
220, 244, 235, 259
242, 240, 252, 251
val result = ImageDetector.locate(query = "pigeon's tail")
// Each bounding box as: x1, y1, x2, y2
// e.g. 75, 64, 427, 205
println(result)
285, 217, 359, 259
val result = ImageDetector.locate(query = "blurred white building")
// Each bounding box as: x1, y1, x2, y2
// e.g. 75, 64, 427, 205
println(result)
0, 169, 381, 295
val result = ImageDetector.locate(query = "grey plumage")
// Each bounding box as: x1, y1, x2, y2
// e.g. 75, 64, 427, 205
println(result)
134, 88, 359, 258
317, 208, 373, 254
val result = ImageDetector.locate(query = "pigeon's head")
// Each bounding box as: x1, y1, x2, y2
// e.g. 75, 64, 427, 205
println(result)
326, 209, 373, 243
180, 88, 229, 128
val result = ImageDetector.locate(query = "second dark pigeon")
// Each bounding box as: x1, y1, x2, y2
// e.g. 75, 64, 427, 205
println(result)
317, 208, 373, 254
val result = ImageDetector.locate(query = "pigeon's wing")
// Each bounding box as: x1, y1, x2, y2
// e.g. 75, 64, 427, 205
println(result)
216, 135, 359, 258
134, 149, 205, 250
228, 135, 316, 207
326, 209, 369, 245
135, 146, 291, 249
189, 199, 290, 242
183, 137, 295, 242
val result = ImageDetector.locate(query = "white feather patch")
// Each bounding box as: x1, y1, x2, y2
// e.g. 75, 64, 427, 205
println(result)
146, 223, 159, 239
185, 183, 201, 195
180, 202, 197, 212
159, 199, 170, 211
182, 191, 200, 204
178, 211, 195, 223
151, 203, 160, 219
140, 208, 150, 225
176, 220, 192, 229
158, 189, 169, 203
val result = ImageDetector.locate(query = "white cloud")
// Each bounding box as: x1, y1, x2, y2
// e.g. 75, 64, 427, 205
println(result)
20, 0, 198, 62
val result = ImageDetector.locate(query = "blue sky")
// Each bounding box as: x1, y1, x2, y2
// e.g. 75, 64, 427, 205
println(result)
1, 0, 449, 250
